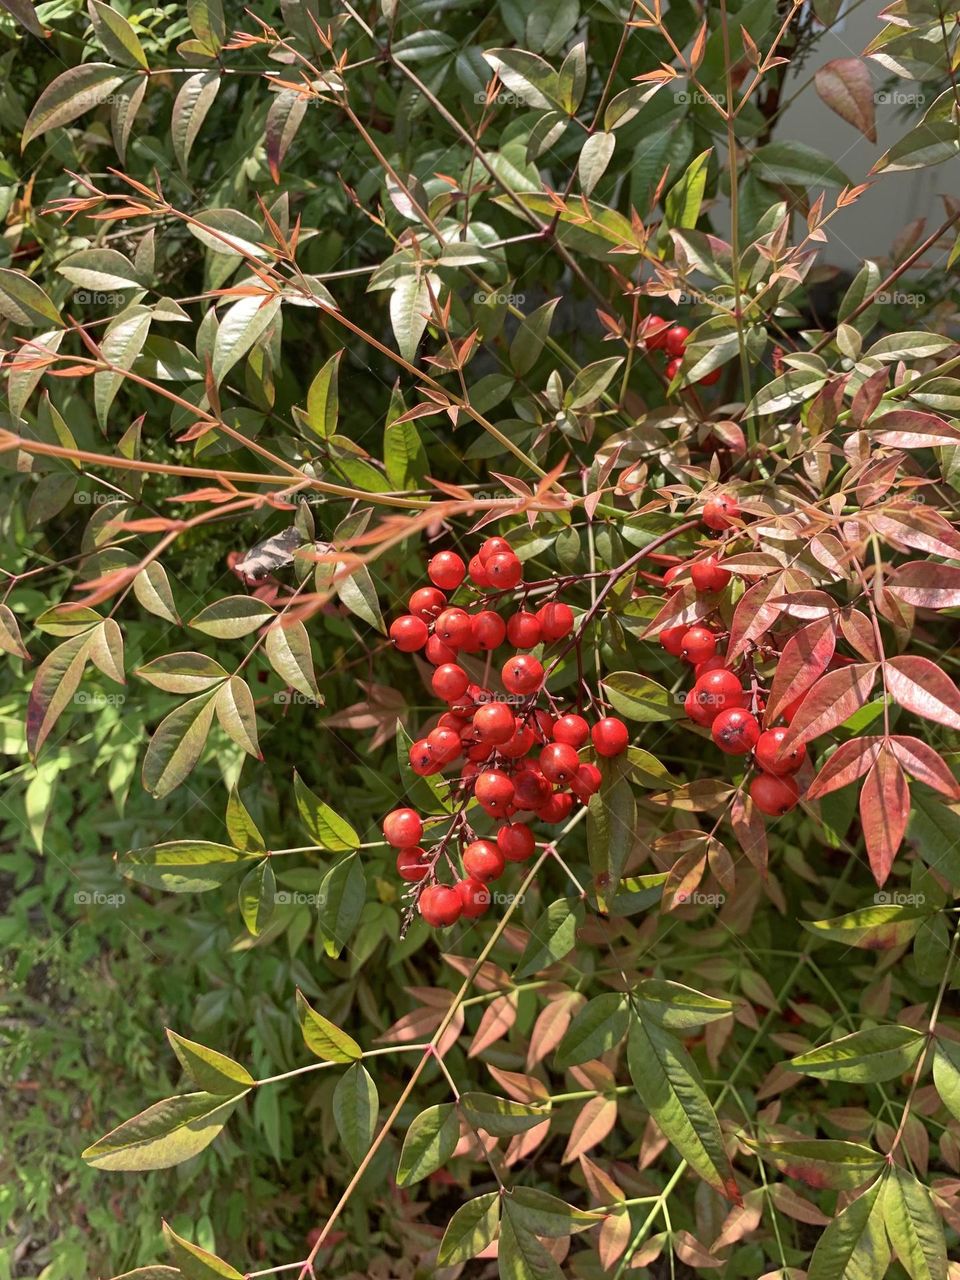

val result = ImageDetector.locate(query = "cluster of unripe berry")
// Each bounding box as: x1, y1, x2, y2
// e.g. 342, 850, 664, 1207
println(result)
660, 497, 806, 817
644, 316, 721, 388
382, 539, 630, 928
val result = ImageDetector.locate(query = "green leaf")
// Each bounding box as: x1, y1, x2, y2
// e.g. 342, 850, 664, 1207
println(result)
133, 563, 180, 625
932, 1039, 960, 1123
136, 652, 228, 694
304, 350, 342, 438
225, 787, 265, 852
82, 1091, 246, 1170
808, 1176, 890, 1280
0, 268, 62, 329
506, 1187, 600, 1236
802, 904, 933, 949
187, 0, 225, 52
874, 90, 960, 174
601, 671, 674, 721
577, 131, 615, 197
0, 604, 29, 659
108, 1270, 181, 1280
142, 692, 218, 798
555, 994, 629, 1069
514, 899, 585, 980
460, 1092, 550, 1137
437, 1193, 500, 1265
498, 1211, 564, 1280
748, 367, 828, 417
166, 1030, 255, 1095
189, 596, 276, 639
744, 1137, 885, 1190
635, 979, 734, 1030
565, 357, 623, 409
22, 62, 129, 150
510, 298, 560, 376
587, 770, 635, 908
482, 48, 560, 110
396, 1103, 461, 1186
26, 630, 93, 758
752, 141, 850, 187
212, 296, 281, 386
293, 772, 360, 850
789, 1025, 925, 1082
389, 272, 437, 362
95, 308, 152, 426
333, 1062, 379, 1165
189, 208, 266, 258
295, 990, 362, 1062
238, 859, 275, 936
335, 563, 384, 633
266, 89, 308, 183
264, 621, 321, 702
120, 841, 251, 893
162, 1223, 243, 1280
627, 1014, 738, 1200
663, 148, 711, 232
171, 71, 220, 173
881, 1166, 947, 1280
908, 788, 960, 888
58, 248, 143, 292
317, 853, 366, 958
215, 677, 260, 758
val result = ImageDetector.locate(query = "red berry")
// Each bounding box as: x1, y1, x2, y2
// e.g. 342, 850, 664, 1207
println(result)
553, 714, 589, 748
665, 325, 690, 357
698, 367, 722, 387
702, 495, 740, 531
512, 768, 553, 810
694, 669, 746, 715
456, 877, 491, 919
408, 587, 446, 621
711, 708, 761, 755
473, 702, 516, 744
383, 808, 422, 848
684, 686, 718, 727
438, 711, 467, 732
425, 635, 457, 665
473, 610, 507, 650
662, 564, 685, 592
428, 551, 466, 591
570, 761, 602, 799
396, 847, 429, 882
419, 884, 463, 927
666, 357, 683, 381
680, 626, 717, 664
644, 316, 671, 350
694, 655, 727, 679
537, 601, 575, 642
409, 739, 437, 775
507, 611, 542, 649
432, 663, 470, 701
462, 839, 505, 882
468, 554, 491, 587
434, 607, 472, 648
750, 772, 800, 817
539, 741, 581, 784
537, 791, 574, 823
532, 709, 555, 741
499, 721, 537, 759
754, 727, 806, 776
502, 655, 544, 695
660, 625, 687, 657
690, 557, 731, 593
389, 614, 428, 652
780, 693, 806, 725
475, 769, 515, 816
592, 717, 629, 757
479, 537, 512, 564
466, 740, 494, 763
485, 552, 522, 588
497, 822, 535, 862
427, 726, 461, 765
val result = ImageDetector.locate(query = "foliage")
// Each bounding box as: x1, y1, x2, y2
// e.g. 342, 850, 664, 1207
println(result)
2, 0, 960, 1277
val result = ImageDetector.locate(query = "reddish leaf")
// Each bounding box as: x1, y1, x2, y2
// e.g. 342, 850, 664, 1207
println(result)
872, 504, 960, 560
850, 366, 887, 424
727, 574, 785, 661
815, 58, 877, 143
806, 736, 883, 799
839, 608, 879, 662
729, 790, 768, 876
766, 616, 837, 725
860, 747, 910, 886
869, 410, 960, 448
888, 561, 960, 609
778, 663, 879, 756
889, 736, 960, 798
641, 585, 712, 638
885, 656, 960, 730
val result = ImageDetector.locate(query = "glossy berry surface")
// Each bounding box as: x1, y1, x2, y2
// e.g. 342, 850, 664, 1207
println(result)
664, 325, 690, 358
473, 610, 507, 650
644, 316, 671, 349
389, 614, 428, 652
660, 625, 687, 657
507, 611, 541, 648
462, 839, 505, 882
474, 769, 515, 815
552, 714, 589, 748
485, 552, 522, 588
539, 742, 580, 784
680, 626, 717, 664
754, 727, 806, 775
383, 808, 423, 848
408, 587, 445, 620
694, 669, 746, 714
592, 717, 629, 757
434, 608, 472, 648
702, 495, 740, 530
497, 822, 535, 862
396, 848, 429, 882
690, 557, 731, 593
537, 601, 574, 642
502, 655, 544, 695
479, 537, 512, 563
473, 702, 516, 744
419, 884, 463, 927
456, 877, 491, 919
750, 771, 800, 816
427, 551, 466, 591
432, 663, 470, 701
711, 708, 761, 755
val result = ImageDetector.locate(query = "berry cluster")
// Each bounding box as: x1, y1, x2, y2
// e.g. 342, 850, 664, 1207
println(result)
660, 497, 805, 817
644, 317, 721, 388
382, 539, 630, 929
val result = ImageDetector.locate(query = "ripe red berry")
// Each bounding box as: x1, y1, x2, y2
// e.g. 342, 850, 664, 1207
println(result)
396, 847, 429, 882
702, 494, 740, 531
537, 791, 574, 823
465, 739, 494, 763
434, 608, 472, 648
512, 768, 553, 810
694, 655, 728, 679
680, 626, 717, 664
473, 702, 516, 744
432, 663, 470, 701
532, 709, 555, 741
475, 769, 515, 816
389, 614, 428, 652
666, 357, 683, 381
592, 717, 629, 757
497, 822, 535, 862
479, 536, 512, 564
665, 325, 690, 357
694, 668, 746, 714
552, 714, 590, 749
780, 693, 806, 725
383, 808, 422, 848
507, 611, 542, 649
408, 587, 446, 621
684, 686, 718, 727
750, 771, 800, 816
462, 839, 505, 882
570, 761, 602, 799
427, 551, 466, 591
754, 727, 806, 776
419, 884, 463, 927
690, 556, 731, 593
539, 742, 581, 784
425, 635, 457, 665
409, 738, 437, 775
438, 711, 467, 732
502, 655, 544, 695
537, 601, 575, 642
711, 708, 761, 755
662, 564, 685, 592
485, 552, 523, 588
456, 877, 491, 919
698, 367, 722, 387
473, 610, 506, 650
660, 625, 687, 657
427, 726, 461, 765
468, 554, 491, 587
499, 721, 537, 759
644, 316, 671, 350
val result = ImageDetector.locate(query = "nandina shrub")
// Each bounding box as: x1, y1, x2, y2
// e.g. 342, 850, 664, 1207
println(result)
2, 0, 960, 1276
